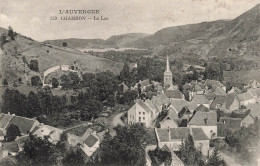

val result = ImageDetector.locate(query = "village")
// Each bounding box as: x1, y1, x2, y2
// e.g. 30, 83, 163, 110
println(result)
0, 56, 260, 165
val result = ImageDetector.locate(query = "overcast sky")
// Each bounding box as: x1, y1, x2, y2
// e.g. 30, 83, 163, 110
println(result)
0, 0, 259, 41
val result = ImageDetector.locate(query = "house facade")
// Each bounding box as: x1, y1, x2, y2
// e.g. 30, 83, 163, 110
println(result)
128, 100, 156, 127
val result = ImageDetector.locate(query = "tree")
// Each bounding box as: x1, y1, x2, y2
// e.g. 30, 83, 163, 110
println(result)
31, 75, 42, 87
60, 74, 71, 90
99, 124, 147, 165
208, 148, 225, 166
62, 148, 85, 166
8, 26, 16, 40
0, 33, 7, 48
63, 42, 68, 47
51, 78, 59, 88
16, 135, 63, 166
29, 60, 39, 72
178, 134, 205, 165
5, 124, 21, 142
2, 79, 8, 86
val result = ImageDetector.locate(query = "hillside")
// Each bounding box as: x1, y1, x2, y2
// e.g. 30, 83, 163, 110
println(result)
128, 4, 260, 60
105, 33, 150, 47
44, 38, 106, 49
44, 33, 150, 49
0, 28, 123, 87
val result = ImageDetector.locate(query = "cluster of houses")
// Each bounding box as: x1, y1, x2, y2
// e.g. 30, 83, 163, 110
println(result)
127, 56, 260, 165
0, 113, 105, 160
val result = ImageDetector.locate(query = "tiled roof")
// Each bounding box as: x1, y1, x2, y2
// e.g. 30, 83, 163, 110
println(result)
156, 128, 170, 142
3, 142, 19, 152
191, 128, 209, 141
140, 79, 150, 87
195, 104, 210, 112
151, 94, 169, 107
171, 150, 185, 166
249, 103, 260, 119
205, 79, 225, 89
145, 99, 157, 112
219, 117, 242, 130
188, 111, 217, 126
170, 128, 190, 140
83, 134, 99, 147
165, 89, 183, 99
170, 100, 187, 113
186, 101, 198, 111
194, 84, 204, 92
0, 114, 13, 129
210, 94, 238, 110
214, 87, 226, 96
156, 127, 208, 142
237, 92, 254, 101
136, 100, 153, 113
210, 96, 226, 109
160, 108, 178, 124
7, 116, 38, 135
192, 95, 210, 104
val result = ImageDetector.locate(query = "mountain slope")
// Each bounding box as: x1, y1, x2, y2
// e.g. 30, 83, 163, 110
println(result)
44, 33, 150, 49
44, 38, 106, 49
128, 4, 260, 59
0, 28, 123, 86
105, 33, 150, 47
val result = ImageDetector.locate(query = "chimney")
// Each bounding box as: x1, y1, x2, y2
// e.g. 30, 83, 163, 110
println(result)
8, 112, 10, 115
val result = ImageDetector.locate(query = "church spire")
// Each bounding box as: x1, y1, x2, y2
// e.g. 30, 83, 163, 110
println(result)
166, 56, 170, 72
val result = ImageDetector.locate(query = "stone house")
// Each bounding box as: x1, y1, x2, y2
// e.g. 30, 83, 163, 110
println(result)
155, 127, 209, 156
188, 111, 217, 139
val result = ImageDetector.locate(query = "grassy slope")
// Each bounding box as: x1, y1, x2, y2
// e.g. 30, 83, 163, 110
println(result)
0, 27, 123, 90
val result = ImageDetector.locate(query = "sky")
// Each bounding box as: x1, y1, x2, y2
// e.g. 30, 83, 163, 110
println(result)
0, 0, 260, 41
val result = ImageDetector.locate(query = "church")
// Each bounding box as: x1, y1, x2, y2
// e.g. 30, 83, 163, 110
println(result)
163, 56, 184, 100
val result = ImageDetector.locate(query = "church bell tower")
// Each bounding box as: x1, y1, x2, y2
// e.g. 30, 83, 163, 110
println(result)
164, 56, 173, 87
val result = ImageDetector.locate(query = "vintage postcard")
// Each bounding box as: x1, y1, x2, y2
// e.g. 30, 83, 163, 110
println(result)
0, 0, 260, 165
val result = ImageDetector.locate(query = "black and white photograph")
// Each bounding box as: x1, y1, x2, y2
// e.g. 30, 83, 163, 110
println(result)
0, 0, 260, 165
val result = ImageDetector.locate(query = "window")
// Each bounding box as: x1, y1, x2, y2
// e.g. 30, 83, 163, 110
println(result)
143, 112, 145, 115
139, 117, 141, 121
143, 117, 145, 120
139, 112, 141, 115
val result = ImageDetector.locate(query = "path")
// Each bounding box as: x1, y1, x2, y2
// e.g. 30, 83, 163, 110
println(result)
64, 122, 90, 131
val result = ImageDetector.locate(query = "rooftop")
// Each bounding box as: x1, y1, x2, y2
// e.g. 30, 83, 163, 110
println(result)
188, 111, 217, 126
83, 134, 99, 147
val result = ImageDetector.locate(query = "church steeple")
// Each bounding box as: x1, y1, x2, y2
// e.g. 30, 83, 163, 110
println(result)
164, 56, 173, 87
166, 56, 170, 72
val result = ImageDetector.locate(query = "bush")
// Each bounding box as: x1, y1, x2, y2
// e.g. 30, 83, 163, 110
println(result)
51, 78, 59, 88
29, 60, 39, 72
31, 76, 42, 87
5, 124, 21, 142
2, 79, 8, 86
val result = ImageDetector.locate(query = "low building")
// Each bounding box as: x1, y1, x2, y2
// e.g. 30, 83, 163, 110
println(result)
6, 116, 39, 135
188, 111, 217, 139
204, 79, 226, 92
218, 117, 242, 135
210, 94, 239, 112
160, 108, 179, 128
81, 134, 100, 157
32, 124, 64, 144
128, 99, 157, 127
191, 94, 210, 108
237, 92, 255, 107
155, 127, 209, 156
